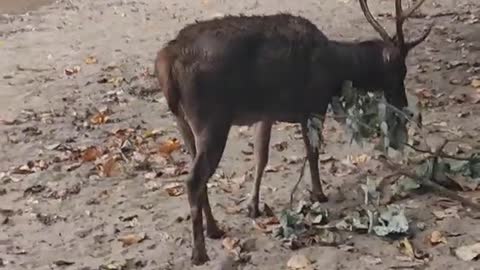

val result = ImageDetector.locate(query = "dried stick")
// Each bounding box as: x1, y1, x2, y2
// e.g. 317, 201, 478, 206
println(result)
290, 157, 307, 209
403, 142, 472, 161
379, 141, 480, 211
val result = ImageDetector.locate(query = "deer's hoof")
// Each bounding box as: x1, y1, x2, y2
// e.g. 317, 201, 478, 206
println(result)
206, 225, 225, 239
191, 248, 209, 265
247, 204, 261, 219
310, 192, 328, 203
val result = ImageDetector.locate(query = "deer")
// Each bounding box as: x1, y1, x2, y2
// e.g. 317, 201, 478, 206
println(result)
154, 0, 432, 265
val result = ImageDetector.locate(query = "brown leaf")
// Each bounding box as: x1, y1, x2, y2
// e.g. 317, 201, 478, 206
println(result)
225, 205, 243, 214
12, 164, 34, 174
0, 118, 20, 125
164, 182, 185, 197
428, 231, 447, 245
265, 164, 287, 172
90, 112, 109, 125
118, 233, 147, 247
64, 66, 80, 76
82, 146, 102, 162
287, 254, 313, 270
285, 155, 302, 164
158, 138, 181, 156
98, 157, 121, 177
24, 184, 46, 197
446, 173, 479, 191
222, 237, 240, 252
84, 56, 97, 64
414, 88, 434, 99
144, 171, 161, 180
252, 217, 280, 233
432, 206, 460, 220
348, 154, 370, 166
143, 129, 163, 139
468, 93, 480, 104
471, 79, 480, 89
108, 76, 124, 87
455, 243, 480, 261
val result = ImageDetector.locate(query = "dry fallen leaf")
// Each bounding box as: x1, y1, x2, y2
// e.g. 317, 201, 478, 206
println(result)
158, 138, 181, 156
287, 254, 313, 270
471, 79, 480, 89
98, 157, 121, 177
144, 171, 161, 180
349, 153, 370, 165
225, 205, 243, 214
118, 233, 147, 247
455, 243, 480, 261
446, 173, 479, 191
252, 217, 280, 233
428, 231, 447, 245
164, 182, 185, 197
82, 146, 101, 162
432, 206, 460, 220
414, 88, 434, 99
468, 93, 480, 104
12, 164, 34, 175
108, 76, 124, 87
90, 111, 109, 125
143, 129, 163, 139
84, 56, 98, 64
64, 66, 80, 76
222, 237, 240, 253
398, 238, 415, 259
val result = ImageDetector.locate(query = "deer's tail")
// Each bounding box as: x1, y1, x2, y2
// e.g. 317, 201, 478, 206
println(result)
154, 43, 181, 116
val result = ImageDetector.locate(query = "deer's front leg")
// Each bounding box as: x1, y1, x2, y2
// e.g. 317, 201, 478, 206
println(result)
300, 120, 328, 203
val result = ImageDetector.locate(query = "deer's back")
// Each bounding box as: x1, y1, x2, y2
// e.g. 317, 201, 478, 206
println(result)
168, 14, 335, 124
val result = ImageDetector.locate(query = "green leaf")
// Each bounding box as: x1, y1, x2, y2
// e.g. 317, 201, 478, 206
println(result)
279, 210, 305, 239
391, 176, 421, 198
415, 160, 433, 179
373, 205, 409, 236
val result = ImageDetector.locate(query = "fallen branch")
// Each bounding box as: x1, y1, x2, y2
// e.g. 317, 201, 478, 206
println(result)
290, 157, 307, 209
377, 11, 470, 19
404, 142, 472, 161
401, 169, 480, 211
378, 146, 480, 211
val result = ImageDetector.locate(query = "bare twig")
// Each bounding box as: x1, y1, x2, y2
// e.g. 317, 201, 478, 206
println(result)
378, 143, 480, 211
16, 65, 53, 72
401, 170, 480, 211
403, 142, 472, 161
290, 157, 307, 209
378, 11, 469, 19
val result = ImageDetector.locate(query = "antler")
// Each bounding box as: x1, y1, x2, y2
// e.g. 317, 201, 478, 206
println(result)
405, 23, 433, 51
394, 0, 431, 52
359, 0, 393, 43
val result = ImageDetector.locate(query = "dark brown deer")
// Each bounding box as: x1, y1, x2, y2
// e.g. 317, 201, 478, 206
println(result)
155, 0, 432, 265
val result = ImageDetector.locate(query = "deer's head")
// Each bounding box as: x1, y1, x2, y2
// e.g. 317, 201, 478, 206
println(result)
359, 0, 432, 111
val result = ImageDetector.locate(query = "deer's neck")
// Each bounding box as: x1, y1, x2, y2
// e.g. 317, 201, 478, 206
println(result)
328, 40, 385, 90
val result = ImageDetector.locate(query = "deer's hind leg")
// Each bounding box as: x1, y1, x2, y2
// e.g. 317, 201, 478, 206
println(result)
182, 112, 231, 265
175, 112, 225, 240
247, 120, 273, 218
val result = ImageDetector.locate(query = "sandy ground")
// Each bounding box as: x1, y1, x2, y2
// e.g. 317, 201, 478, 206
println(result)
1, 0, 480, 269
